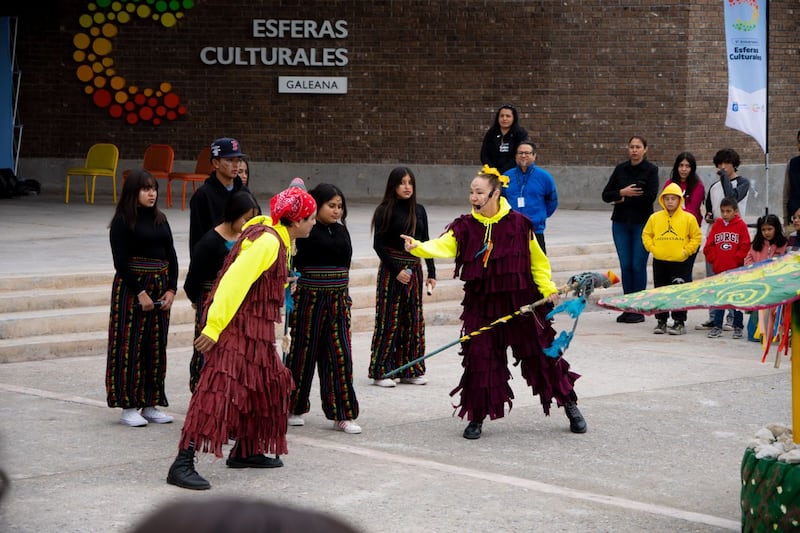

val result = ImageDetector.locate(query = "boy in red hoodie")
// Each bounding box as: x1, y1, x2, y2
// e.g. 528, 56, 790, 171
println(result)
702, 197, 751, 339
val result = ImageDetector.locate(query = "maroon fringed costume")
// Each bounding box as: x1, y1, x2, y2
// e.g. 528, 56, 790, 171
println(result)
447, 210, 580, 422
179, 223, 295, 458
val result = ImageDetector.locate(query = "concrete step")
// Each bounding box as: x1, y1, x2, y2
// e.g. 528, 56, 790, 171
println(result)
0, 323, 197, 364
0, 300, 198, 340
0, 242, 640, 362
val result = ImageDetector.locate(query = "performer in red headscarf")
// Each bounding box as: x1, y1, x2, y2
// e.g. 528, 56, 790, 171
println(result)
166, 185, 317, 491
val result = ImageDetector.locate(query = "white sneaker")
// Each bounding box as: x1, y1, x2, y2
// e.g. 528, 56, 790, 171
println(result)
120, 408, 148, 427
399, 376, 428, 385
140, 406, 173, 424
334, 420, 362, 434
288, 415, 305, 426
373, 378, 396, 388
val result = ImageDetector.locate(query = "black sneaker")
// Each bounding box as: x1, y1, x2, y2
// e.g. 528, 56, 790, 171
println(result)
463, 421, 483, 440
564, 401, 587, 433
226, 454, 284, 469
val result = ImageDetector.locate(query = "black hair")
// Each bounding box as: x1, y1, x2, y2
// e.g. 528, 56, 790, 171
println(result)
720, 197, 739, 211
130, 497, 362, 533
629, 135, 648, 148
309, 183, 348, 225
371, 166, 417, 235
109, 169, 165, 230
222, 190, 260, 223
713, 148, 741, 170
751, 214, 788, 251
516, 139, 537, 153
488, 104, 522, 135
669, 151, 701, 195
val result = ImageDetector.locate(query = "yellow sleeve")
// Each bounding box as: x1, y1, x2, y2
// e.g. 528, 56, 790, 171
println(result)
530, 238, 558, 297
201, 232, 279, 341
408, 230, 458, 259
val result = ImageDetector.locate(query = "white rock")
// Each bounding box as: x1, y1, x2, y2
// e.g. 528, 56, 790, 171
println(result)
755, 428, 776, 442
766, 423, 791, 438
779, 449, 800, 464
755, 444, 782, 459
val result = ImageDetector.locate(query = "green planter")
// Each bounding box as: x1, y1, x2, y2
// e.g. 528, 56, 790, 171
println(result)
741, 448, 800, 531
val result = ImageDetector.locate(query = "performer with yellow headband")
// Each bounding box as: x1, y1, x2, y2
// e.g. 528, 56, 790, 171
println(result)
401, 166, 587, 440
166, 185, 317, 490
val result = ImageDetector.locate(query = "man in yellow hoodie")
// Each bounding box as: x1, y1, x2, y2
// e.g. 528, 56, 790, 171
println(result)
642, 182, 702, 335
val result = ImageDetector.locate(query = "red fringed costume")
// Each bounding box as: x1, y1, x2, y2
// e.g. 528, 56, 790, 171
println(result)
179, 222, 295, 458
419, 206, 581, 422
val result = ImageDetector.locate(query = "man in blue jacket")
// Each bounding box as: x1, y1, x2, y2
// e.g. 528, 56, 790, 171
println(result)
501, 140, 558, 253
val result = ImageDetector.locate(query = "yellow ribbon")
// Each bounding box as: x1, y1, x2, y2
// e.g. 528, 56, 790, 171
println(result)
480, 165, 509, 187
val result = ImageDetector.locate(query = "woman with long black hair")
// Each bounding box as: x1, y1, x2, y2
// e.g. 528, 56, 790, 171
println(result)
368, 167, 436, 387
106, 169, 178, 427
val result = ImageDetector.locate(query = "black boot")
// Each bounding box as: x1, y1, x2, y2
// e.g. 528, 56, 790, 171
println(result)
167, 448, 211, 490
564, 401, 587, 434
463, 420, 483, 440
226, 442, 283, 469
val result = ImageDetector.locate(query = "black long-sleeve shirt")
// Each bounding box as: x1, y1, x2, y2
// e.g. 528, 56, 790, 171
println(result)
188, 172, 252, 255
109, 207, 178, 294
184, 229, 230, 304
372, 200, 436, 279
601, 160, 659, 224
294, 220, 353, 270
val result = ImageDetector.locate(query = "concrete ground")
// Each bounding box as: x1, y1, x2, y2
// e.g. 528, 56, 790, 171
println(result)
0, 195, 789, 532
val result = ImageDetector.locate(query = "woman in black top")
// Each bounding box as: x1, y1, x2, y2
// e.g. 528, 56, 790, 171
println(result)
601, 135, 659, 324
285, 183, 361, 434
369, 167, 436, 387
480, 104, 529, 173
106, 169, 178, 427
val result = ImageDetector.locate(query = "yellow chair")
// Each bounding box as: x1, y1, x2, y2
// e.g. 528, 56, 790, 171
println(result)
65, 143, 120, 204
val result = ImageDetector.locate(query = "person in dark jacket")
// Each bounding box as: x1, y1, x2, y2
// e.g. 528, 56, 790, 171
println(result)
601, 135, 659, 324
784, 129, 800, 227
479, 104, 529, 174
188, 138, 255, 256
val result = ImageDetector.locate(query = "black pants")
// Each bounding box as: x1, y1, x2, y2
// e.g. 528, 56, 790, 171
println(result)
652, 258, 691, 322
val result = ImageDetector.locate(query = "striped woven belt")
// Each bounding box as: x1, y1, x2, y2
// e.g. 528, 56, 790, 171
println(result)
128, 257, 169, 274
386, 248, 420, 269
297, 266, 349, 289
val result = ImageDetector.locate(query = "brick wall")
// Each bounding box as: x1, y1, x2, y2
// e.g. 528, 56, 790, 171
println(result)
13, 1, 800, 172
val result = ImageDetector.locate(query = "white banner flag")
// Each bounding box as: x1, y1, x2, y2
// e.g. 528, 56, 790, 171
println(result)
723, 0, 767, 153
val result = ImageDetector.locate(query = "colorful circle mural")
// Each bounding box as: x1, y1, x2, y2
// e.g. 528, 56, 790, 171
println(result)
72, 0, 195, 126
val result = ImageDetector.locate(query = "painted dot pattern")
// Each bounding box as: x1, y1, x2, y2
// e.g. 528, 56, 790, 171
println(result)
72, 0, 195, 125
728, 0, 759, 32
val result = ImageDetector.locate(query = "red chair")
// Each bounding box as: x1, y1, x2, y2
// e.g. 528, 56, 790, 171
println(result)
167, 147, 214, 210
122, 144, 175, 207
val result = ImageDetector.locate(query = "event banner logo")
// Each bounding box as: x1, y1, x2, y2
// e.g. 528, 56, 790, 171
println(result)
723, 0, 767, 153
